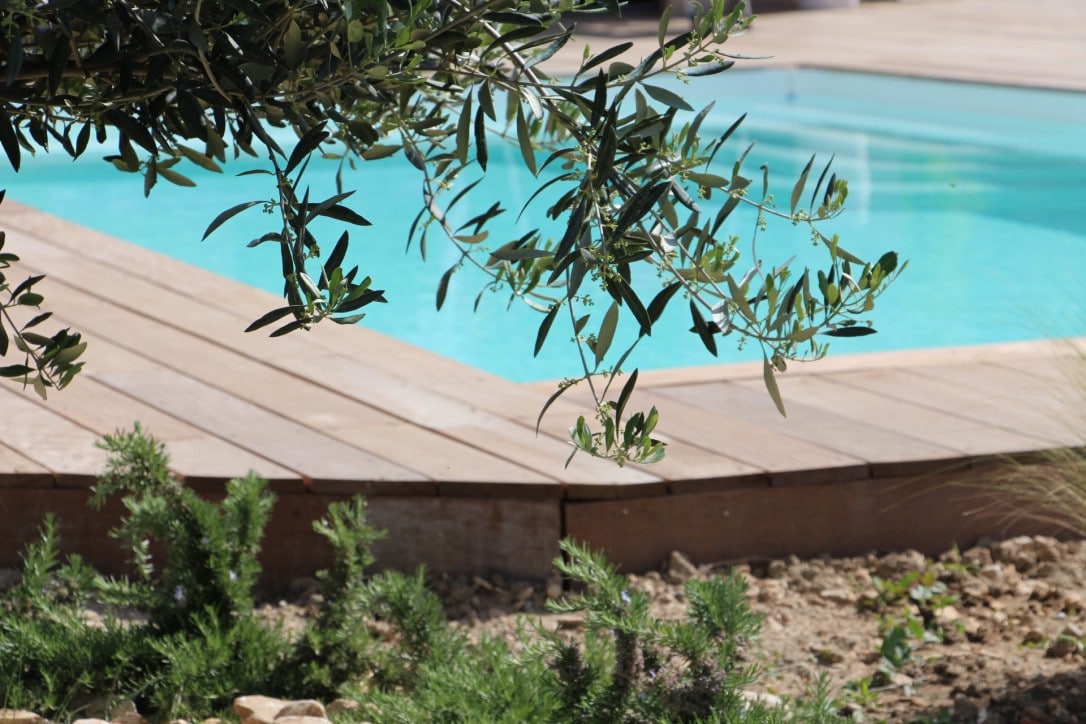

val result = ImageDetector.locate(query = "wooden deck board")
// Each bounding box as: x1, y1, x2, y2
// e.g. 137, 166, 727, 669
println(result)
732, 372, 1051, 466
2, 0, 1085, 578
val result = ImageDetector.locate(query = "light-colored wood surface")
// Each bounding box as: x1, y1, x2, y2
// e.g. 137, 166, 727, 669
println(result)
1, 0, 1084, 578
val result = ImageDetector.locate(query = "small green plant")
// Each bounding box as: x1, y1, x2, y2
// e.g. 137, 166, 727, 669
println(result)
1, 425, 845, 722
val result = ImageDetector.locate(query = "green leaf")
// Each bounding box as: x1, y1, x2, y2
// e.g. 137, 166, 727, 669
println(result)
456, 96, 473, 166
579, 42, 633, 76
158, 167, 196, 188
614, 368, 639, 424
323, 231, 350, 284
687, 60, 735, 77
284, 20, 303, 69
202, 200, 263, 240
0, 364, 32, 378
594, 301, 619, 367
763, 356, 787, 417
474, 108, 488, 171
688, 302, 718, 356
647, 281, 681, 324
436, 265, 455, 310
515, 104, 537, 176
488, 247, 550, 262
534, 304, 559, 357
245, 306, 302, 333
642, 83, 694, 111
177, 145, 223, 172
361, 144, 401, 160
876, 251, 899, 276
791, 154, 815, 215
825, 325, 878, 338
285, 124, 329, 176
657, 6, 671, 47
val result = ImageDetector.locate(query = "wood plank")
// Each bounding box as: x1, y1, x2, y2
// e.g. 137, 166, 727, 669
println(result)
95, 369, 430, 493
826, 366, 1082, 450
0, 387, 109, 485
325, 423, 558, 494
308, 353, 661, 489
252, 493, 563, 584
5, 358, 300, 488
654, 380, 906, 481
8, 226, 660, 489
33, 271, 555, 488
548, 383, 868, 487
566, 467, 1062, 573
0, 488, 562, 584
0, 439, 54, 488
732, 372, 1035, 471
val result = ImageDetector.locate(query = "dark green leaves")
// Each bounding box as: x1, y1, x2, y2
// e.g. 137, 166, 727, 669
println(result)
642, 84, 694, 111
202, 201, 263, 240
0, 108, 21, 171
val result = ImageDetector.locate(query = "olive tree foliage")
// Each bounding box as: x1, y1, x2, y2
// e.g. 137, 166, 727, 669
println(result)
0, 0, 901, 464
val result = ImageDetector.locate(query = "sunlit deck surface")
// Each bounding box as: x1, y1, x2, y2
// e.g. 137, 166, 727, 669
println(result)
2, 0, 1084, 582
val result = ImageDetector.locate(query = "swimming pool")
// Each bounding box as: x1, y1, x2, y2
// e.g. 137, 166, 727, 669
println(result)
12, 69, 1086, 382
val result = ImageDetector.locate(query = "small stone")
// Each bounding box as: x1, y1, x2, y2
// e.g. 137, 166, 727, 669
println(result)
275, 701, 325, 719
1045, 636, 1081, 658
935, 605, 961, 624
952, 695, 980, 721
739, 690, 782, 709
817, 588, 855, 605
1020, 629, 1046, 646
0, 710, 41, 724
811, 646, 844, 665
71, 720, 111, 724
1062, 623, 1084, 639
273, 718, 331, 724
766, 559, 788, 579
545, 576, 563, 599
326, 700, 360, 717
235, 695, 286, 724
667, 550, 699, 583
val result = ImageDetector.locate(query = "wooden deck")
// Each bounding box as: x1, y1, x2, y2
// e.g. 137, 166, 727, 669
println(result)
2, 0, 1085, 583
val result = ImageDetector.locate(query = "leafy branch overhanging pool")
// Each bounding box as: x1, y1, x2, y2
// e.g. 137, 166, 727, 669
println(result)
13, 69, 1086, 382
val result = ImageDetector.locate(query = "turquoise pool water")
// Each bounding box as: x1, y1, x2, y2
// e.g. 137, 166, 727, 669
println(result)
10, 69, 1086, 381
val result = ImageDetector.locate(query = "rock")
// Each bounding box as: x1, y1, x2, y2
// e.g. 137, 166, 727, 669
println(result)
1045, 636, 1081, 659
1025, 536, 1061, 563
545, 576, 563, 599
326, 700, 360, 716
276, 701, 325, 719
0, 710, 41, 724
667, 550, 699, 583
766, 559, 788, 579
952, 695, 980, 721
740, 690, 783, 710
817, 587, 855, 605
874, 549, 926, 579
811, 646, 844, 665
234, 696, 286, 724
71, 720, 111, 724
934, 605, 961, 625
273, 718, 331, 724
1017, 626, 1042, 647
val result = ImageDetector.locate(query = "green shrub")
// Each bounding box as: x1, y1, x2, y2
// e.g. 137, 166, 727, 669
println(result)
0, 425, 843, 722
